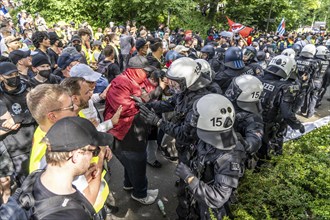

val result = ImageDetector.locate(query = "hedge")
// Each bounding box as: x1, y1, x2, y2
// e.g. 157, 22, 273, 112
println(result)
231, 123, 330, 219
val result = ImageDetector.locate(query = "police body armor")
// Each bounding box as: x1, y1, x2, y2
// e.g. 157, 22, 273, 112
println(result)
295, 57, 319, 86
315, 58, 329, 83
260, 79, 299, 122
214, 67, 254, 92
247, 62, 264, 77
189, 141, 245, 220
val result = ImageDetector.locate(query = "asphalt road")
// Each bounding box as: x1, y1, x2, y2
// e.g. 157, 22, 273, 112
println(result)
105, 87, 330, 220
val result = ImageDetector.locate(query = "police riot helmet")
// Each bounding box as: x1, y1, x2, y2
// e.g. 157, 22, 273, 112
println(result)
257, 51, 266, 62
224, 47, 245, 70
292, 44, 302, 56
315, 45, 329, 59
300, 44, 316, 58
195, 59, 215, 81
281, 48, 296, 58
225, 75, 263, 114
192, 94, 236, 150
166, 57, 201, 92
266, 55, 296, 80
243, 46, 258, 63
200, 45, 215, 59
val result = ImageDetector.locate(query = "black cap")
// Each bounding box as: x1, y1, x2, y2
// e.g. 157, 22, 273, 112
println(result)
0, 62, 18, 75
32, 53, 50, 67
45, 117, 114, 152
128, 55, 155, 72
58, 52, 80, 69
135, 38, 148, 51
71, 35, 81, 42
9, 49, 31, 65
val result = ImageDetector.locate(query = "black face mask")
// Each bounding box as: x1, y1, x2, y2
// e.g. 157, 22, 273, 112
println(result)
5, 76, 21, 88
39, 70, 51, 78
74, 44, 82, 52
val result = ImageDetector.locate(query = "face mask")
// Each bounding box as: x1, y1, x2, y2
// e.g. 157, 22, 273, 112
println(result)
38, 69, 51, 78
27, 33, 32, 39
74, 44, 82, 52
5, 76, 21, 88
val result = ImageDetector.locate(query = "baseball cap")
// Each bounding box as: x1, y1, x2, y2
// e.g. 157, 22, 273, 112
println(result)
32, 53, 50, 67
5, 36, 21, 45
45, 117, 114, 152
71, 35, 81, 43
58, 52, 80, 69
135, 38, 148, 51
9, 49, 31, 65
174, 45, 189, 53
0, 62, 18, 75
70, 63, 101, 82
128, 55, 155, 72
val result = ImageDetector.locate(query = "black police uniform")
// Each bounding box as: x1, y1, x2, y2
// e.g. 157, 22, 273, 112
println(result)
315, 57, 330, 107
295, 56, 319, 117
185, 139, 245, 219
214, 67, 254, 92
246, 62, 264, 77
259, 73, 303, 157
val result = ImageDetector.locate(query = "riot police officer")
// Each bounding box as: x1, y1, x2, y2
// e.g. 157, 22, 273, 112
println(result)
257, 51, 268, 70
292, 43, 302, 58
200, 44, 223, 73
214, 47, 254, 92
225, 75, 264, 169
259, 55, 304, 161
243, 46, 264, 76
281, 48, 296, 59
175, 93, 246, 220
296, 44, 320, 118
314, 46, 330, 108
138, 57, 215, 219
195, 59, 222, 94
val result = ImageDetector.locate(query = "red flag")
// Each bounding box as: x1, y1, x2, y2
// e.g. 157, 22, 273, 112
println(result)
226, 16, 253, 38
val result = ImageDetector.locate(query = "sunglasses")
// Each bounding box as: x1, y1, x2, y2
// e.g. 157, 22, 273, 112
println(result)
50, 103, 75, 112
81, 146, 101, 157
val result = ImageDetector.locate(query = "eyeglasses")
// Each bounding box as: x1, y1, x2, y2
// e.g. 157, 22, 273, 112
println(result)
50, 103, 75, 112
80, 146, 100, 157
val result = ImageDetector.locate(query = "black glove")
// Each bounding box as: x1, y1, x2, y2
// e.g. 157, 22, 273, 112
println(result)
139, 104, 161, 126
299, 124, 305, 134
175, 162, 194, 183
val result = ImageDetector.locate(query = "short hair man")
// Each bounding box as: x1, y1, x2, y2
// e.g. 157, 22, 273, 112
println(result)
27, 84, 78, 172
32, 116, 113, 219
9, 49, 34, 82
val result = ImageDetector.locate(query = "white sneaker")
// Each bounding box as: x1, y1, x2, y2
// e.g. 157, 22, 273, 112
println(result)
131, 193, 157, 205
147, 189, 159, 198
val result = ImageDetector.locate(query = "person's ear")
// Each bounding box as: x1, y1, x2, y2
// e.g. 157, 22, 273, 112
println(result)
46, 112, 57, 123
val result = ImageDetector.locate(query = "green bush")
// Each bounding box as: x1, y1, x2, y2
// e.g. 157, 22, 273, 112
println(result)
232, 124, 330, 219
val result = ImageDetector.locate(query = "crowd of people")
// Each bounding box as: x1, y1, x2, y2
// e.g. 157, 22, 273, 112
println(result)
0, 2, 330, 220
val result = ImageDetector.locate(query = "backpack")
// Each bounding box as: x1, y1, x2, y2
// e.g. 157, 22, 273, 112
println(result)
278, 41, 285, 52
96, 60, 112, 77
0, 170, 96, 220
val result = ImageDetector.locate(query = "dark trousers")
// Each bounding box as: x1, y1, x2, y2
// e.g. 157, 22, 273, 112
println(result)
113, 149, 148, 198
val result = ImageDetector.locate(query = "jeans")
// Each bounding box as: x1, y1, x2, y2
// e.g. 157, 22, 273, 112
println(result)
113, 150, 148, 198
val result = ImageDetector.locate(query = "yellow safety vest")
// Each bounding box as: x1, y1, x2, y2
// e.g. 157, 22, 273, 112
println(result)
29, 126, 46, 173
79, 110, 110, 212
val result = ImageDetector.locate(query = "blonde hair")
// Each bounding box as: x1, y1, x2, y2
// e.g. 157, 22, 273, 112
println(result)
27, 84, 69, 124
